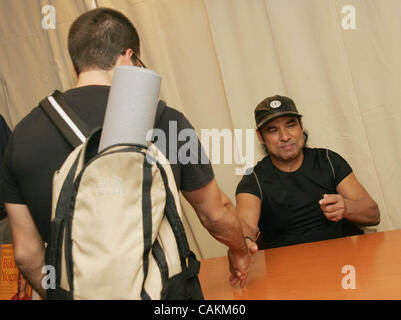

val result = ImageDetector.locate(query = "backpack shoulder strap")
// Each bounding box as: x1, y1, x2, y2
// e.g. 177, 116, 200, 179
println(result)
39, 90, 91, 148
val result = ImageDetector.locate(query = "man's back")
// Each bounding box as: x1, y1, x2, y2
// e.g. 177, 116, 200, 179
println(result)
1, 85, 214, 243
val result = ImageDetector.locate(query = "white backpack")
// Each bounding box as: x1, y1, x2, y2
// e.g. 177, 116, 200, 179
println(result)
40, 91, 203, 300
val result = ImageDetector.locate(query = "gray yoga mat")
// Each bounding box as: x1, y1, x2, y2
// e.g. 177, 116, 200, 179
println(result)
99, 66, 161, 152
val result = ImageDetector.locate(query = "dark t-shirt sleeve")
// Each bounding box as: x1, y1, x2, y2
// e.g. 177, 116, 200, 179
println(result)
176, 113, 215, 191
0, 115, 12, 209
0, 133, 25, 204
235, 170, 262, 199
327, 149, 353, 186
0, 115, 11, 160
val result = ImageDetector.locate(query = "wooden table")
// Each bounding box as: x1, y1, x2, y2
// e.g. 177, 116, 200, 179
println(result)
199, 229, 401, 299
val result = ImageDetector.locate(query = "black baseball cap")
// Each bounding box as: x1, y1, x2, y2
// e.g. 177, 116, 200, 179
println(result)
255, 95, 302, 128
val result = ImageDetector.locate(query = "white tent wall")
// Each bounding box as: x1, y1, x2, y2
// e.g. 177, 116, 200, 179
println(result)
0, 0, 400, 259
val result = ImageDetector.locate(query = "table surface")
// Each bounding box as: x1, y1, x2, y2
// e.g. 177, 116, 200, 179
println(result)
198, 229, 401, 299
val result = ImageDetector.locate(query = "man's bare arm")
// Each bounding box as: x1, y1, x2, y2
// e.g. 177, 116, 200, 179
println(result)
320, 173, 380, 226
235, 193, 260, 259
182, 179, 251, 287
6, 203, 47, 299
236, 193, 261, 243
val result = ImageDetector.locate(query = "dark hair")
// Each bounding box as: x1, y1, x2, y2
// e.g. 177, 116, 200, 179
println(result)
258, 116, 309, 156
68, 8, 140, 74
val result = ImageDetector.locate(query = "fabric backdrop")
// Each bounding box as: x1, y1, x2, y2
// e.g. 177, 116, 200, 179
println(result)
1, 0, 400, 259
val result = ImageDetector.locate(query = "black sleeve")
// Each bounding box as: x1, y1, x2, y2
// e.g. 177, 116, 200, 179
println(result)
0, 115, 11, 161
235, 171, 262, 200
327, 149, 353, 186
176, 113, 215, 192
0, 133, 25, 204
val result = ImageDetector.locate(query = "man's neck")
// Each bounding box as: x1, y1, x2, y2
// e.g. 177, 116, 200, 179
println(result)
75, 70, 113, 88
270, 150, 305, 173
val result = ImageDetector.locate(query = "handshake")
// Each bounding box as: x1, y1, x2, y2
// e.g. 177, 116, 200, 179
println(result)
228, 235, 259, 288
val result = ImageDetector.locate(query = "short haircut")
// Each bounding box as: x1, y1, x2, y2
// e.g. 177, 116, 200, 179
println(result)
68, 8, 140, 74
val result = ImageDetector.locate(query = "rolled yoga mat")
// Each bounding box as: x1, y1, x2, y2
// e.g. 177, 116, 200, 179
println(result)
98, 66, 161, 152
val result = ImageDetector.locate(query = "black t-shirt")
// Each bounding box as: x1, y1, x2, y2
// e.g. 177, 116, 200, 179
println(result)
0, 115, 11, 211
0, 86, 214, 243
236, 147, 352, 249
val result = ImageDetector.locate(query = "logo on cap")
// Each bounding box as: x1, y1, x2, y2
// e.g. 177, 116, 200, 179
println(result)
270, 100, 281, 109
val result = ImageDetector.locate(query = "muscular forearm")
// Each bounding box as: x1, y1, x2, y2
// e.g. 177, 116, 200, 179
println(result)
235, 194, 261, 243
183, 181, 252, 287
15, 250, 47, 299
198, 196, 248, 254
183, 180, 248, 254
239, 216, 259, 241
6, 203, 48, 299
344, 196, 380, 226
331, 173, 380, 227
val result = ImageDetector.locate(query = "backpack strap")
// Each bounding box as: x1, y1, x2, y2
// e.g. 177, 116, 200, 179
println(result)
39, 90, 91, 148
41, 91, 166, 148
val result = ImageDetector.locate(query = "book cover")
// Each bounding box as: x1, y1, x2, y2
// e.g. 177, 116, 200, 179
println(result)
0, 244, 40, 300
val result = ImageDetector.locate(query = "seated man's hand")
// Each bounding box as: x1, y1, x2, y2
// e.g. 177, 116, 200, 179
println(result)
244, 237, 258, 256
319, 194, 347, 222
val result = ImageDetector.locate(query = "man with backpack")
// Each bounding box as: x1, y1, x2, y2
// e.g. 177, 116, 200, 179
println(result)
0, 8, 252, 299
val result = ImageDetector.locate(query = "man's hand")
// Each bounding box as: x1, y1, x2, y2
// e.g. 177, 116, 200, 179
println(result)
228, 237, 258, 287
245, 238, 259, 256
228, 247, 252, 288
319, 194, 348, 222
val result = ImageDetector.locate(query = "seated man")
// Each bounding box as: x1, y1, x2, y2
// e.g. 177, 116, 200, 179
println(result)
236, 95, 380, 250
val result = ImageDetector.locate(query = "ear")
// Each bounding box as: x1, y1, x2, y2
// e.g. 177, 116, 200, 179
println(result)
115, 49, 135, 66
256, 129, 265, 145
124, 48, 135, 65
